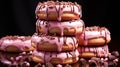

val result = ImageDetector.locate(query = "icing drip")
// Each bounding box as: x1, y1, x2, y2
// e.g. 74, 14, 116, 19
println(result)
35, 1, 82, 21
31, 34, 78, 52
36, 20, 84, 36
0, 36, 33, 52
57, 2, 62, 21
79, 26, 111, 45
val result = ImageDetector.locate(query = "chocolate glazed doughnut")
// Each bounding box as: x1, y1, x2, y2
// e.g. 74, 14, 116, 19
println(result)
77, 26, 111, 46
35, 1, 82, 21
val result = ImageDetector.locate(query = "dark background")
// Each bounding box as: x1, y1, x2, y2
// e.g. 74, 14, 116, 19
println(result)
0, 0, 120, 66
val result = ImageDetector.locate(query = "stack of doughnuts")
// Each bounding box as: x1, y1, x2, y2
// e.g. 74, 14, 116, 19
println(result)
31, 1, 84, 67
77, 26, 111, 58
0, 0, 119, 67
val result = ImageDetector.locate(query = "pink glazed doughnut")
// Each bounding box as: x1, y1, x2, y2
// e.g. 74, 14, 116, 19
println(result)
77, 26, 111, 46
77, 45, 110, 58
31, 33, 78, 52
35, 1, 82, 21
0, 36, 35, 52
31, 49, 79, 64
36, 20, 84, 36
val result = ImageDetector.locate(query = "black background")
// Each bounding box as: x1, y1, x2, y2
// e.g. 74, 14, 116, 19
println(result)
0, 0, 120, 66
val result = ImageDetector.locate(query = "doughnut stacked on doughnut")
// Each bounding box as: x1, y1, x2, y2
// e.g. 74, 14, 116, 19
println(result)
35, 1, 84, 36
31, 1, 84, 66
77, 26, 111, 58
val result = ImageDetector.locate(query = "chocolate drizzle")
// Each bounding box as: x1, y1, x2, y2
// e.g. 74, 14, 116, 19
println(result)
34, 50, 79, 64
36, 20, 84, 36
83, 26, 110, 45
35, 1, 82, 21
78, 45, 109, 57
32, 33, 78, 52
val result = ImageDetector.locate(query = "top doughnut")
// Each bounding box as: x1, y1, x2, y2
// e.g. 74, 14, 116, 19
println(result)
35, 1, 82, 21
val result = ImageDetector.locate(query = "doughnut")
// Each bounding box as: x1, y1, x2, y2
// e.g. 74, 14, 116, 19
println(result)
31, 33, 78, 52
0, 36, 35, 52
35, 1, 82, 21
77, 26, 111, 46
34, 62, 80, 67
31, 49, 79, 64
36, 20, 84, 36
77, 45, 110, 58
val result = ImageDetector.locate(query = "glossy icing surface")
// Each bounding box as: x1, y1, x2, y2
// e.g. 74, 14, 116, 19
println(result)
36, 20, 84, 36
0, 36, 32, 52
35, 1, 82, 21
77, 26, 111, 45
32, 49, 79, 63
78, 45, 109, 57
31, 33, 78, 52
